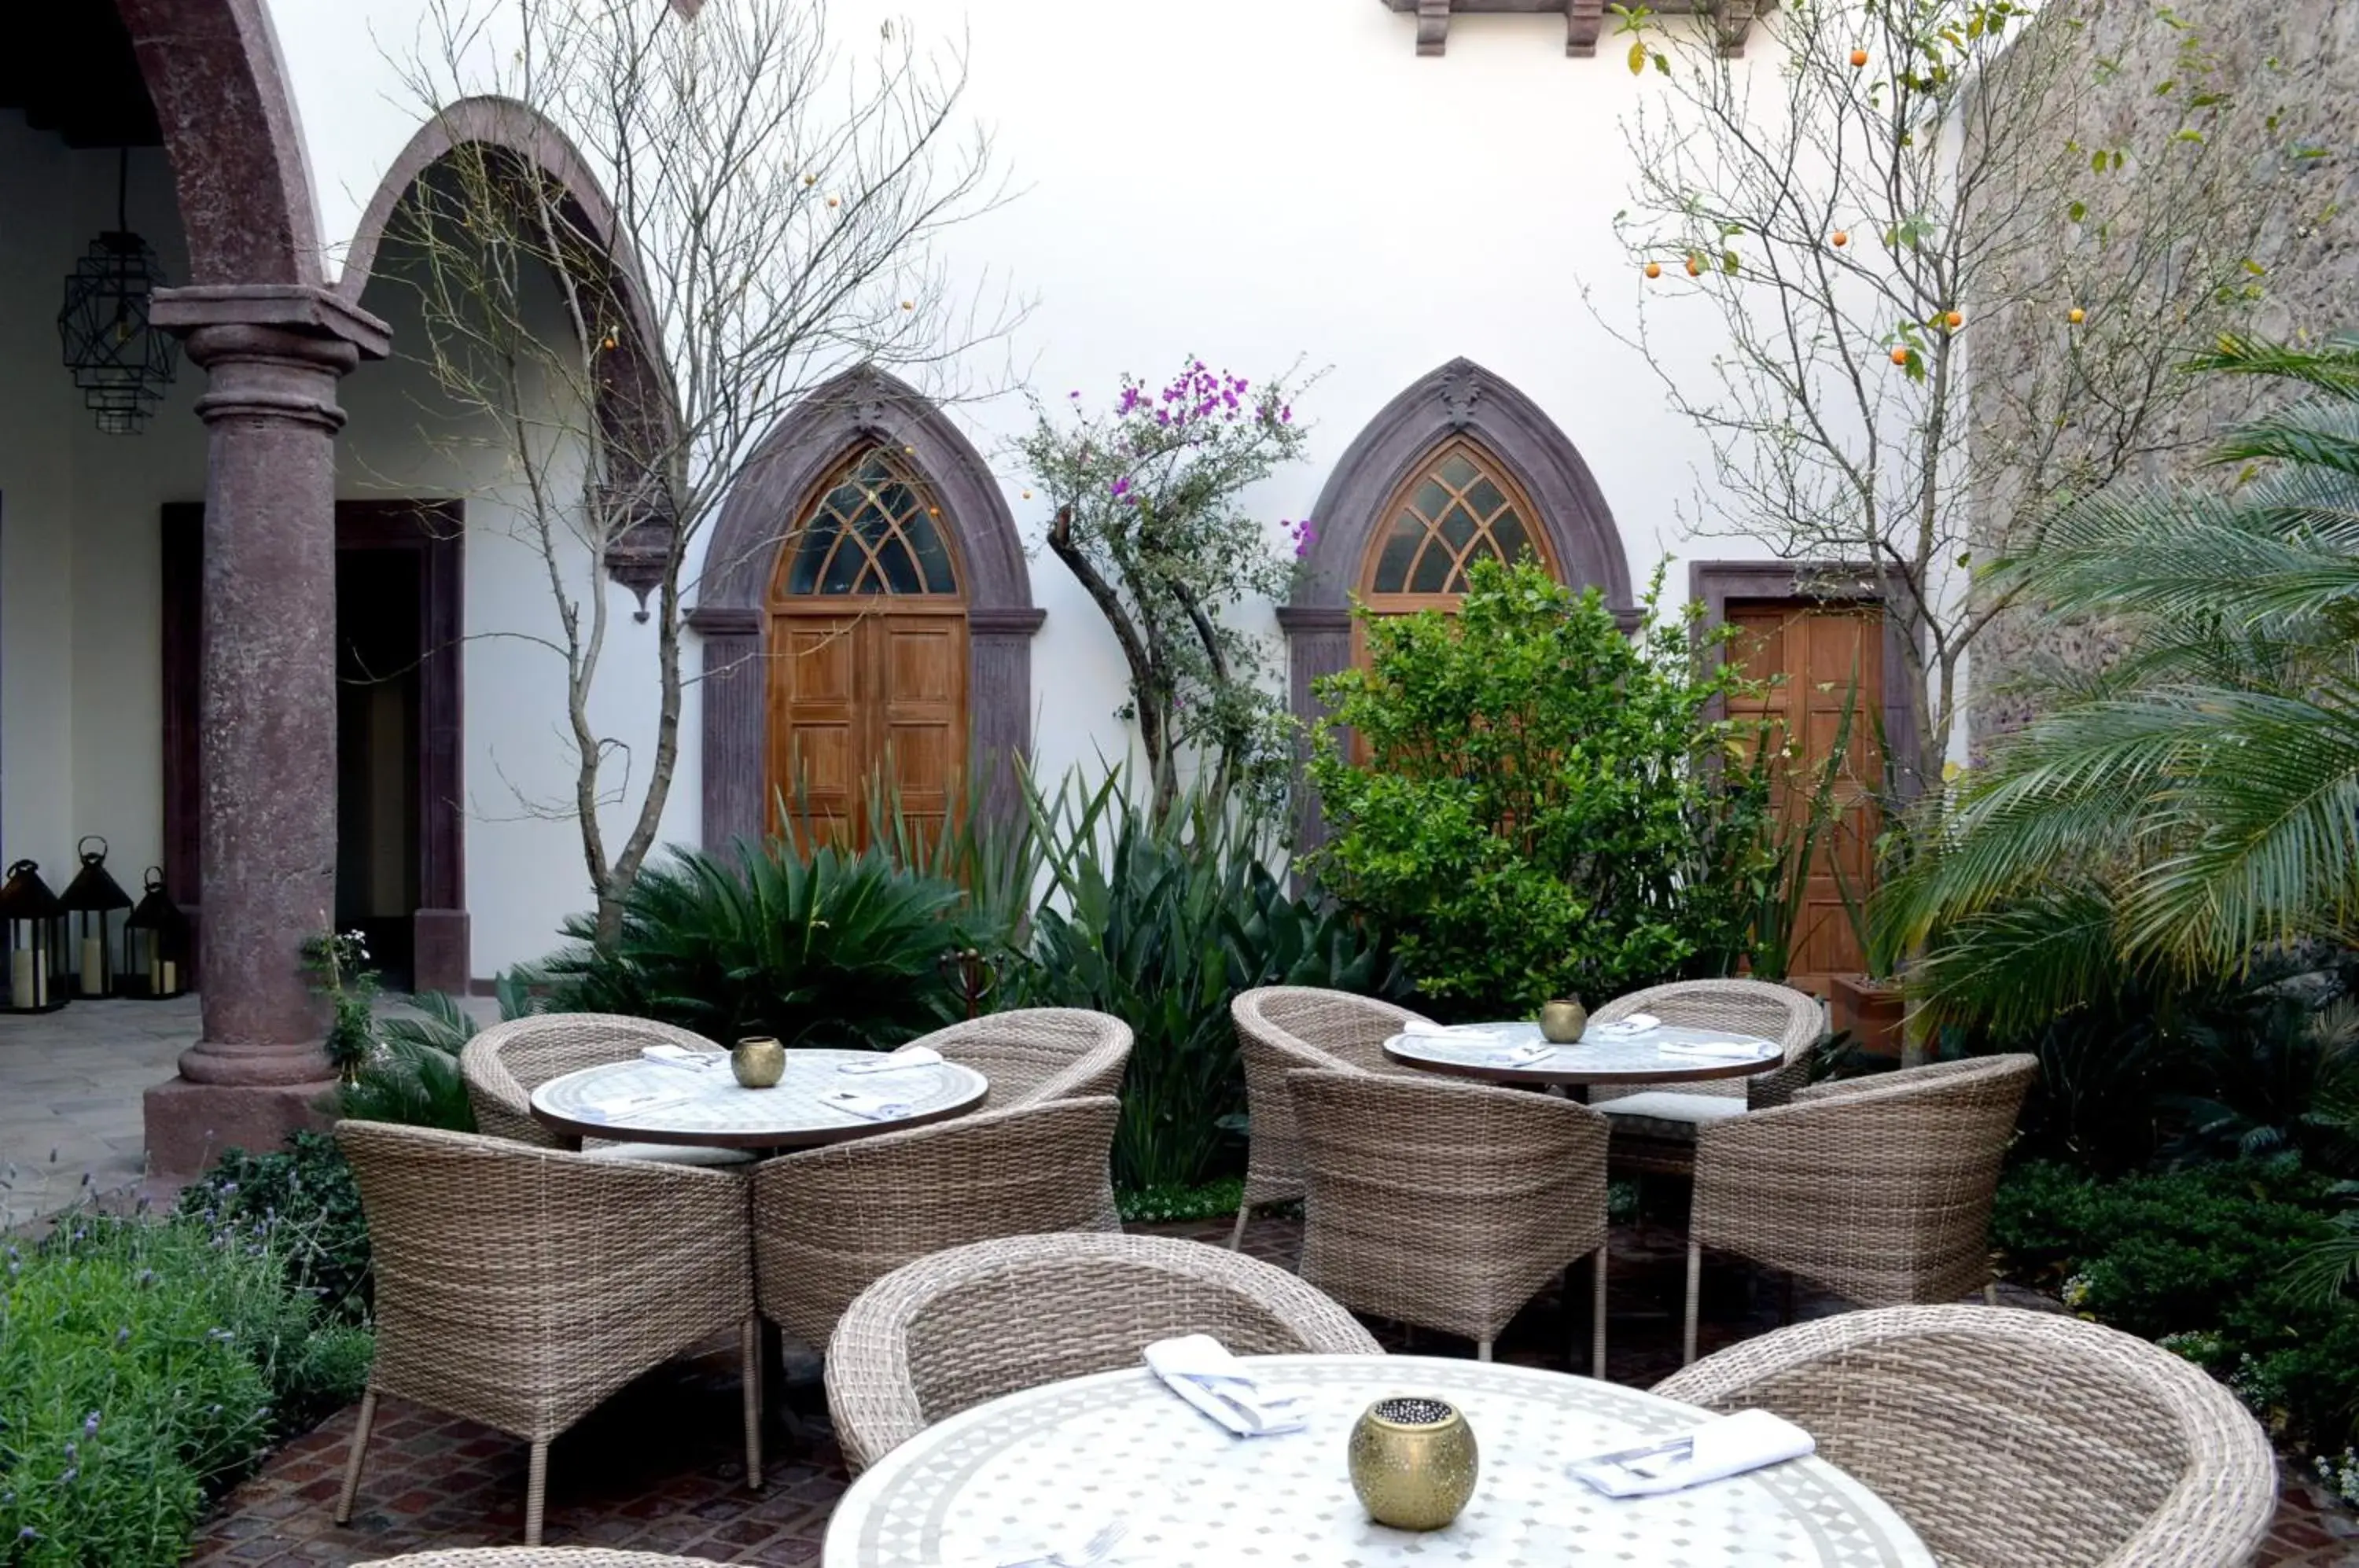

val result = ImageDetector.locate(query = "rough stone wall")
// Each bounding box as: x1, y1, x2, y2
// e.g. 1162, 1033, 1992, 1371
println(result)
1965, 0, 2359, 750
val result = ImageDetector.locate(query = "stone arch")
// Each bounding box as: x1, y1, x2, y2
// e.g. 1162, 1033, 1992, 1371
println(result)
340, 95, 681, 604
114, 0, 322, 287
1279, 355, 1636, 725
689, 366, 1040, 847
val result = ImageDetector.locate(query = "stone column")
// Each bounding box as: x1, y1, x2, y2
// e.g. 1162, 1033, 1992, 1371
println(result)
143, 285, 389, 1177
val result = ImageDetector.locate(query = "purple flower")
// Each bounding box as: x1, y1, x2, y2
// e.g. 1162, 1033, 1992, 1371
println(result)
1111, 477, 1132, 500
83, 1412, 100, 1436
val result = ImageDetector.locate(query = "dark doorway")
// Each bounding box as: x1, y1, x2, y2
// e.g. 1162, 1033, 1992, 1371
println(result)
336, 547, 423, 986
164, 500, 469, 994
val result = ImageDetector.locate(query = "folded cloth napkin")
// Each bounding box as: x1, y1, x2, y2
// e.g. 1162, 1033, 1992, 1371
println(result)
1143, 1334, 1305, 1437
815, 1087, 914, 1122
1488, 1040, 1557, 1066
840, 1044, 945, 1075
1400, 1022, 1507, 1047
1568, 1408, 1816, 1497
640, 1043, 722, 1070
1591, 1014, 1662, 1038
1658, 1040, 1773, 1060
577, 1089, 697, 1122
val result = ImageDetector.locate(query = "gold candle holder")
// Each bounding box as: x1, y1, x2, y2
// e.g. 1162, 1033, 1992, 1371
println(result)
1348, 1396, 1478, 1532
1539, 997, 1588, 1043
731, 1036, 786, 1088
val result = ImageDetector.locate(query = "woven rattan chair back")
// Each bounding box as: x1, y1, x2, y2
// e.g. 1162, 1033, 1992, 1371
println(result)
1288, 1068, 1611, 1367
1227, 986, 1432, 1246
825, 1231, 1382, 1471
365, 1552, 727, 1566
459, 1013, 726, 1147
1588, 977, 1824, 1105
1654, 1305, 2278, 1568
333, 1121, 758, 1544
909, 1007, 1132, 1107
751, 1095, 1122, 1353
1682, 1054, 2039, 1363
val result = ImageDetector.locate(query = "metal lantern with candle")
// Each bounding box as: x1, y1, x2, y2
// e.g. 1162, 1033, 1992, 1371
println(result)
0, 860, 72, 1013
123, 867, 191, 999
58, 837, 132, 1000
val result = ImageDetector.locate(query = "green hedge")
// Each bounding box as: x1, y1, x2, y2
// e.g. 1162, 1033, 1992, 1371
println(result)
1993, 1159, 2358, 1450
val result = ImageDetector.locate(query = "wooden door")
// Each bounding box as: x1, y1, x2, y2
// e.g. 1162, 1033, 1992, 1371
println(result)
1724, 599, 1886, 982
766, 445, 969, 848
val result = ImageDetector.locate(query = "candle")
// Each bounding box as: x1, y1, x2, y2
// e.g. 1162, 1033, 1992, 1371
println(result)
80, 936, 104, 997
9, 948, 31, 1009
160, 959, 177, 996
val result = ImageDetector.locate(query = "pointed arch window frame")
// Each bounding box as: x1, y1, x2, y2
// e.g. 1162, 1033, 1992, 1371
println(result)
1361, 433, 1558, 602
1279, 359, 1638, 847
773, 444, 967, 602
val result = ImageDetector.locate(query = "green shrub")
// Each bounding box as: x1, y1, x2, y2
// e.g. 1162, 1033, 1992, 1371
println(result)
176, 1133, 372, 1326
539, 837, 989, 1047
1014, 770, 1409, 1191
1306, 558, 1775, 1017
1993, 1158, 2359, 1446
0, 1212, 370, 1568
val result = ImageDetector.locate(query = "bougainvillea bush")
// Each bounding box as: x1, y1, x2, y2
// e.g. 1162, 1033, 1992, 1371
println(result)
1020, 357, 1313, 812
1308, 558, 1779, 1016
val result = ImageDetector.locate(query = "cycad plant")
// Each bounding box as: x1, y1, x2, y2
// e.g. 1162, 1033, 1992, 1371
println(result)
1879, 334, 2359, 1025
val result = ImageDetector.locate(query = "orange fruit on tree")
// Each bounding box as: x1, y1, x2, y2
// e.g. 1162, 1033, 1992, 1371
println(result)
1645, 261, 1662, 279
1945, 311, 1963, 329
2069, 307, 2086, 325
1850, 48, 1869, 67
1890, 346, 1911, 366
1831, 230, 1849, 248
1685, 254, 1702, 277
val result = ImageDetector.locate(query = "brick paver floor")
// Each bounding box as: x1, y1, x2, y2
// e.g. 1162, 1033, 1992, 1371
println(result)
185, 1213, 2359, 1566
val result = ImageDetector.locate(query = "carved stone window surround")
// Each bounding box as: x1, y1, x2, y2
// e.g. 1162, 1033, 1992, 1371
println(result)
1382, 0, 1775, 58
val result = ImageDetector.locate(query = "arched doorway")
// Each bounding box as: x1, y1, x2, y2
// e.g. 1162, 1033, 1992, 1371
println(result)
692, 367, 1041, 852
767, 445, 971, 847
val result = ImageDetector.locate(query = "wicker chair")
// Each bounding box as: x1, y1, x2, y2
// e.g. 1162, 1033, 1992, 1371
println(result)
1681, 1053, 2039, 1365
1288, 1068, 1610, 1369
907, 1007, 1132, 1107
825, 1231, 1384, 1471
333, 1122, 759, 1546
1228, 986, 1434, 1249
750, 1095, 1122, 1356
364, 1553, 722, 1566
1587, 978, 1825, 1176
1654, 1305, 2279, 1568
458, 1012, 750, 1165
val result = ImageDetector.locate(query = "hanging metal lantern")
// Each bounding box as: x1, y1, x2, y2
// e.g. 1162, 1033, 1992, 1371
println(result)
123, 867, 191, 1000
0, 861, 72, 1013
58, 148, 178, 435
58, 836, 133, 1000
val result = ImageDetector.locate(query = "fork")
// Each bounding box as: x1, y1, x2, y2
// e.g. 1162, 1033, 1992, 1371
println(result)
960, 1517, 1129, 1568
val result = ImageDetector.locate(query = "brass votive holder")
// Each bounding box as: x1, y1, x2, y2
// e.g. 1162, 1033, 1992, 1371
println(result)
731, 1036, 786, 1088
1539, 997, 1588, 1043
1348, 1395, 1478, 1532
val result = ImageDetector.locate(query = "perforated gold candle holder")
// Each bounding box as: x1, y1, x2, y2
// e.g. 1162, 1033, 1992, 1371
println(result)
731, 1036, 785, 1088
1348, 1395, 1478, 1531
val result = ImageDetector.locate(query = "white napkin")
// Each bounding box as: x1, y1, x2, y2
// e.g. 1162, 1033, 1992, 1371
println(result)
1592, 1014, 1661, 1038
815, 1087, 913, 1122
1487, 1040, 1556, 1066
1400, 1022, 1507, 1047
1568, 1408, 1816, 1496
840, 1044, 944, 1075
1143, 1335, 1304, 1436
640, 1043, 723, 1071
576, 1089, 697, 1121
1658, 1040, 1773, 1060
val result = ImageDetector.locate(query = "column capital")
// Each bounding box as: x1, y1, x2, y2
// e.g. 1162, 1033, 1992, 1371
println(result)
153, 285, 390, 433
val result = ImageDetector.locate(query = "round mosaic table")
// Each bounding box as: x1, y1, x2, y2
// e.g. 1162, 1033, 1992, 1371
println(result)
824, 1353, 1933, 1566
528, 1048, 988, 1150
1383, 1019, 1783, 1089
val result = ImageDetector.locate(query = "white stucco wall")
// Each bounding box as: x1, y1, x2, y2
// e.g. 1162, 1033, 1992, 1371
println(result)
0, 122, 203, 895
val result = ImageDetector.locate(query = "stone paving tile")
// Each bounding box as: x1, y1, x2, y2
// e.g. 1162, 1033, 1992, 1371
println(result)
182, 1213, 2359, 1565
0, 995, 196, 1225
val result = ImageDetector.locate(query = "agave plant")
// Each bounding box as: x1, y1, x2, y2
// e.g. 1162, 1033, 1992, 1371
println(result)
1881, 334, 2359, 1020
